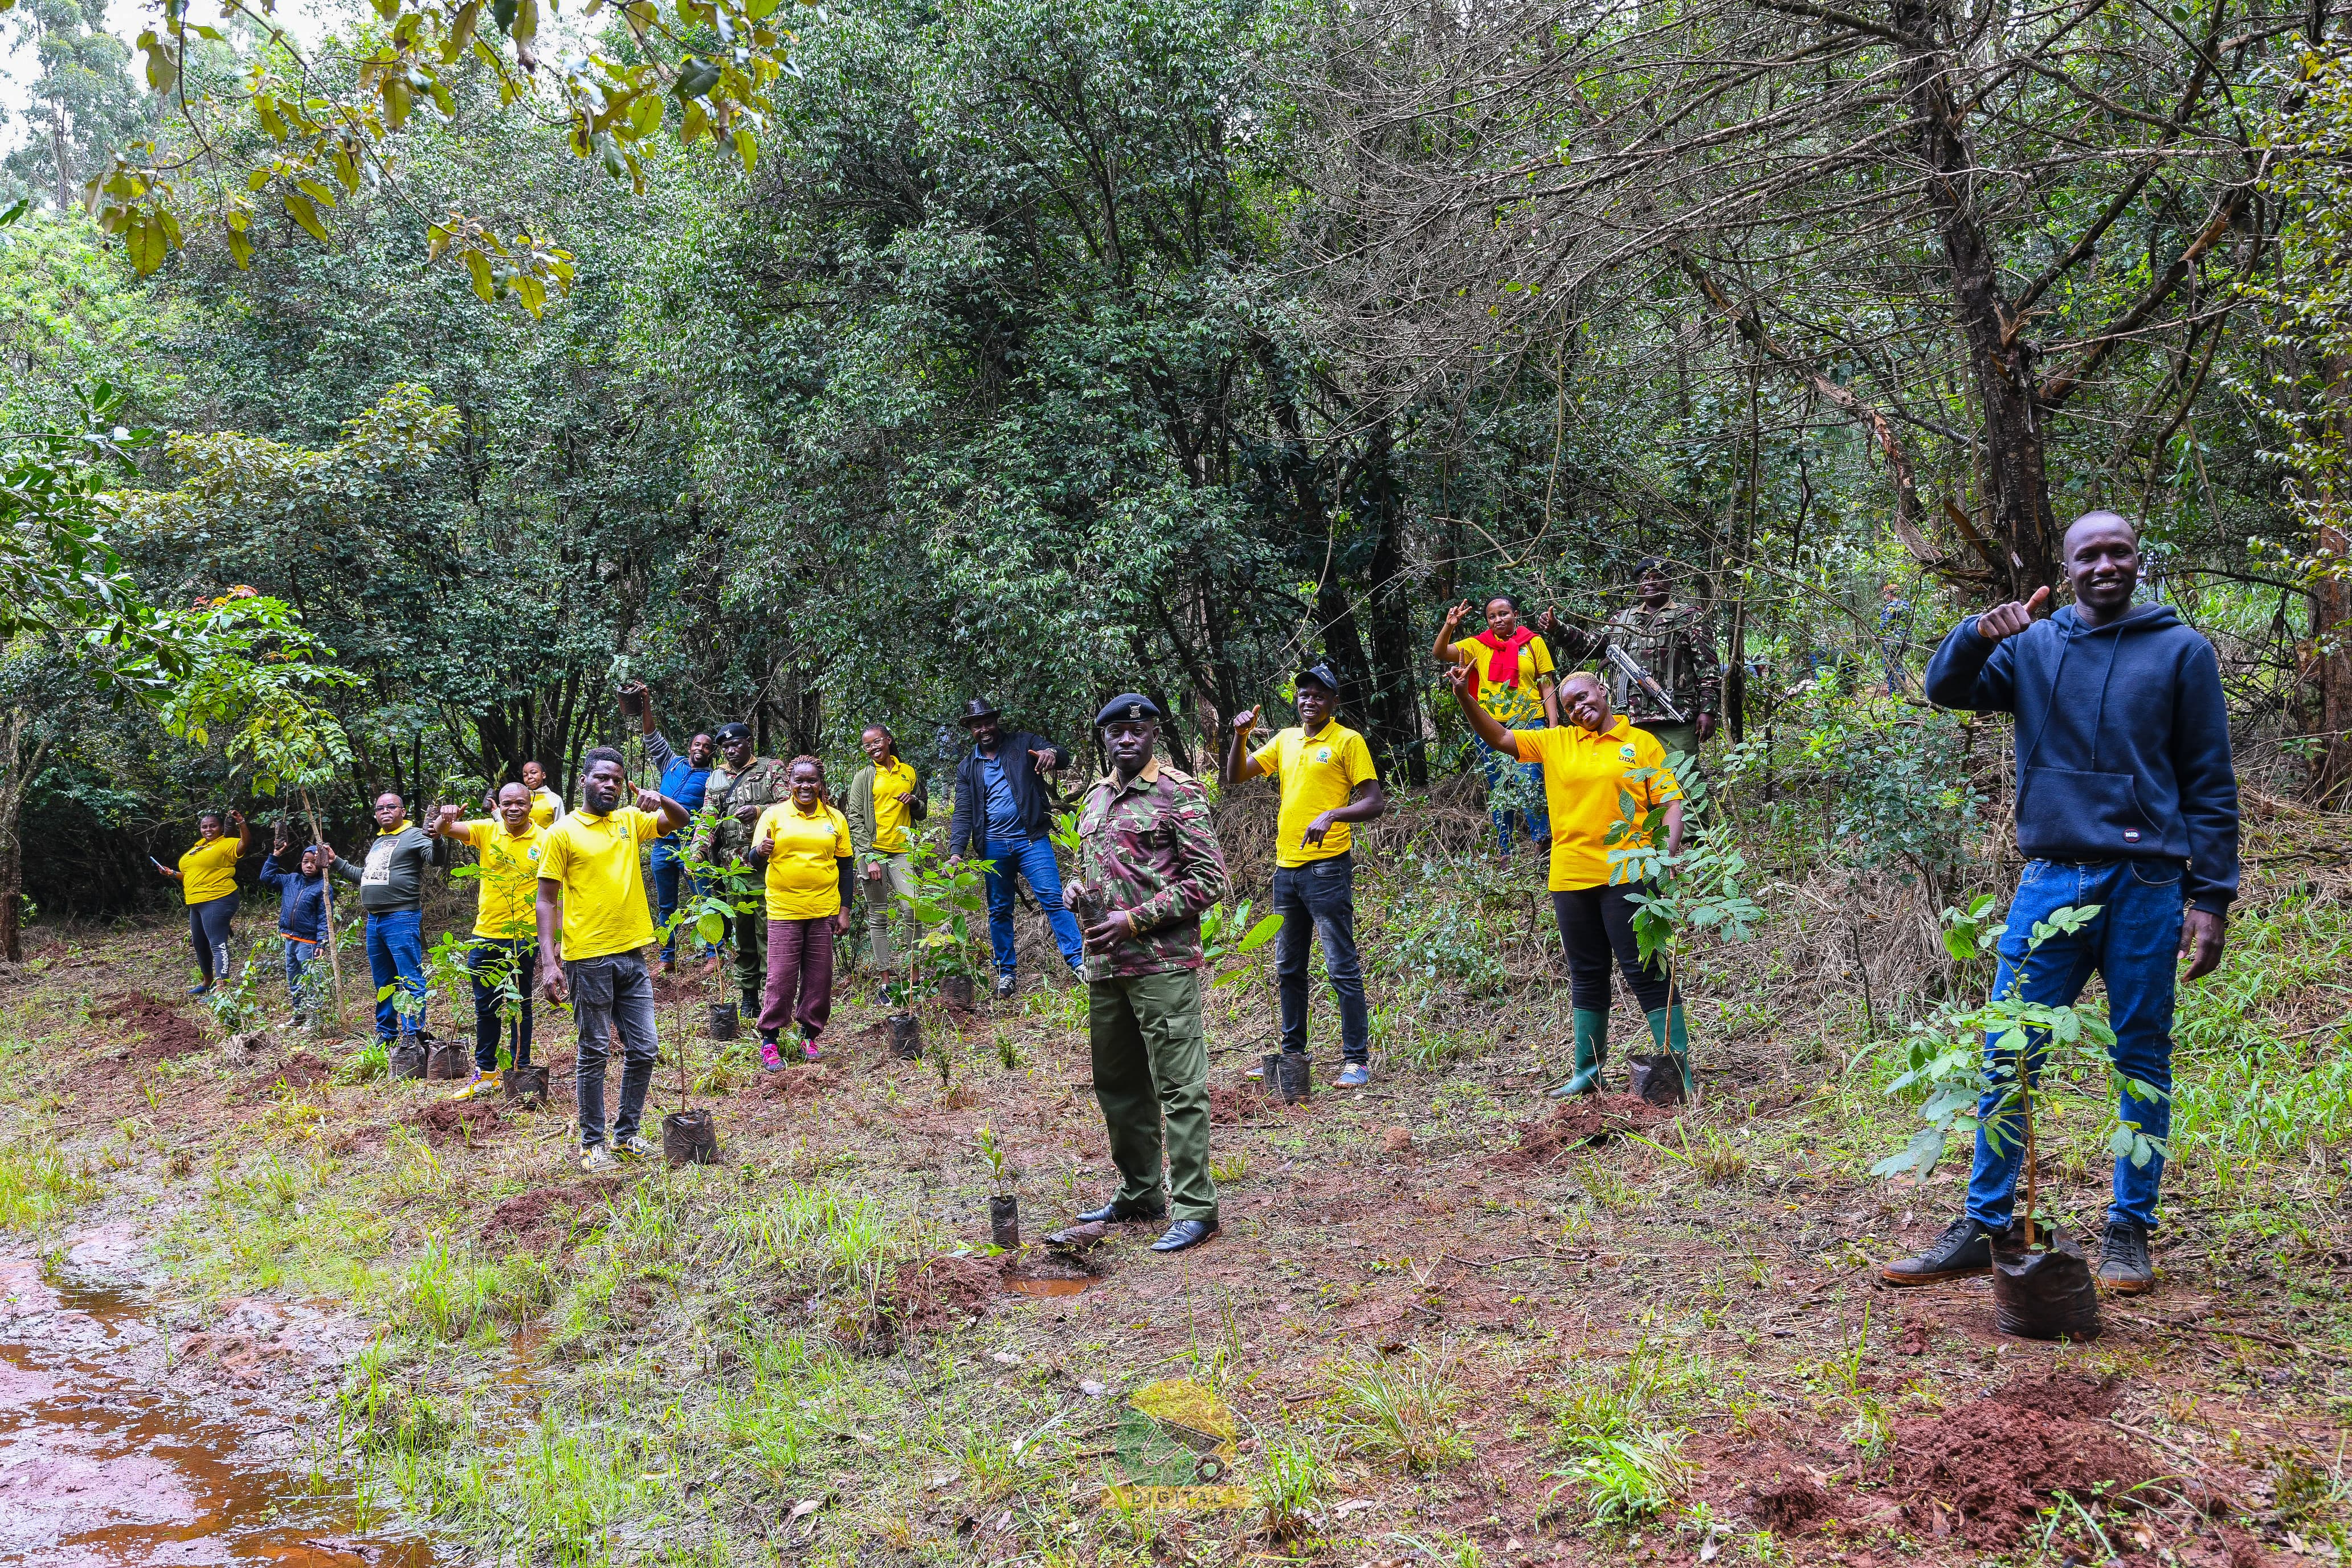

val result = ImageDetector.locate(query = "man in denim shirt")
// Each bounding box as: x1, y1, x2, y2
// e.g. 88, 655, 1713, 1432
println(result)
1883, 512, 2237, 1296
946, 698, 1085, 997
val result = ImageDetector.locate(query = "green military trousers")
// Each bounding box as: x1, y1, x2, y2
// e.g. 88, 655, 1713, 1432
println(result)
1089, 970, 1219, 1223
1644, 720, 1707, 817
727, 901, 767, 1011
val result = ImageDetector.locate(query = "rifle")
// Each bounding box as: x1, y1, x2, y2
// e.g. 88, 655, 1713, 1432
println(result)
1605, 643, 1685, 725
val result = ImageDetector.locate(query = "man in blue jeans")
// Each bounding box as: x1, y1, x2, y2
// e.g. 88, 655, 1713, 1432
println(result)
946, 697, 1086, 997
323, 791, 442, 1046
1221, 664, 1386, 1088
1883, 512, 2237, 1296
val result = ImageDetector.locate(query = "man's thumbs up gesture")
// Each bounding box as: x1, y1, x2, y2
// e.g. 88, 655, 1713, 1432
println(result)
1976, 585, 2051, 641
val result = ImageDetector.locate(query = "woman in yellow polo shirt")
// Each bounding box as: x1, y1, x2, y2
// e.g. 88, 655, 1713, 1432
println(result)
156, 807, 250, 995
749, 757, 854, 1069
1452, 665, 1690, 1099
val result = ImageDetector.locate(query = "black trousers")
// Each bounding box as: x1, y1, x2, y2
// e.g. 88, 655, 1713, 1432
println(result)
467, 937, 537, 1073
1552, 885, 1673, 1014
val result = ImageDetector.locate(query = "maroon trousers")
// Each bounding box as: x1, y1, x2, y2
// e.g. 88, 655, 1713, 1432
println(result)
760, 917, 836, 1038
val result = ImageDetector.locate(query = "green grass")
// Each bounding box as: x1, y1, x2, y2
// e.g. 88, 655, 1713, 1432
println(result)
1321, 1348, 1471, 1472
0, 1140, 90, 1231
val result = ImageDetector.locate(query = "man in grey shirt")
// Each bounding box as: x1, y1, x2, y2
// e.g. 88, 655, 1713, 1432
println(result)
322, 791, 441, 1044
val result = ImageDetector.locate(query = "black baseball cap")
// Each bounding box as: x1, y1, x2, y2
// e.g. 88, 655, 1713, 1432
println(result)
1296, 662, 1340, 692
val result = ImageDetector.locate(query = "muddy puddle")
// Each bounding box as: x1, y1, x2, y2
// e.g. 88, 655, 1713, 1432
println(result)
0, 1234, 441, 1567
1003, 1276, 1095, 1298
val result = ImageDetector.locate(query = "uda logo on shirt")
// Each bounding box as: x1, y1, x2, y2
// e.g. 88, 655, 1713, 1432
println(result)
1619, 745, 1637, 761
1312, 746, 1334, 763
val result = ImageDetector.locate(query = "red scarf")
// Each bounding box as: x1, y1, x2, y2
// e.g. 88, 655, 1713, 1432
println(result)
1472, 627, 1537, 687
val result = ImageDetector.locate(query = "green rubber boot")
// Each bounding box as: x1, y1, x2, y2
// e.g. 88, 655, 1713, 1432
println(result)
1550, 1008, 1609, 1098
1642, 1004, 1693, 1098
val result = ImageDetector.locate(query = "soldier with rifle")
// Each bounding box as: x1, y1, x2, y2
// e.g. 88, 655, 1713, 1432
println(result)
1541, 556, 1722, 771
691, 721, 795, 1025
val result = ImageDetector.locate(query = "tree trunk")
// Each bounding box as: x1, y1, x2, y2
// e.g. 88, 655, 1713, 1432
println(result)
0, 711, 51, 964
1358, 418, 1427, 784
1888, 0, 2056, 596
2315, 522, 2352, 805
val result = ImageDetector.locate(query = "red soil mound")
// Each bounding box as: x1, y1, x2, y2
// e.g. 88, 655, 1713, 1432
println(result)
411, 1097, 505, 1147
96, 993, 209, 1062
1880, 1374, 2151, 1546
1494, 1093, 1678, 1170
236, 1051, 332, 1101
481, 1185, 599, 1250
889, 1254, 997, 1334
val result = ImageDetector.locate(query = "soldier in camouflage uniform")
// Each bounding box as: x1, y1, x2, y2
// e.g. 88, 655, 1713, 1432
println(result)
1065, 694, 1229, 1255
1544, 556, 1723, 768
691, 722, 797, 1019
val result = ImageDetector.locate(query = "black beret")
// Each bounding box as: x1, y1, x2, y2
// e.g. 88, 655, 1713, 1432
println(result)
1095, 693, 1162, 726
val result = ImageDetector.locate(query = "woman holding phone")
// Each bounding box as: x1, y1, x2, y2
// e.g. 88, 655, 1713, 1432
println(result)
157, 808, 250, 995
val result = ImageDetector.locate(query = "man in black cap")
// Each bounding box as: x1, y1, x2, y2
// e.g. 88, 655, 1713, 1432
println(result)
946, 698, 1085, 997
1221, 663, 1385, 1088
1068, 693, 1228, 1252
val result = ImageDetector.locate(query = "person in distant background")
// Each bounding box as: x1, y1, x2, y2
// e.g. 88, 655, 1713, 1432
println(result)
431, 783, 549, 1101
325, 793, 439, 1047
521, 760, 563, 828
157, 808, 250, 996
1435, 594, 1557, 864
694, 722, 795, 1023
621, 684, 715, 974
257, 827, 333, 1023
750, 757, 854, 1068
1221, 663, 1385, 1089
946, 698, 1086, 997
846, 724, 926, 972
1879, 581, 1914, 695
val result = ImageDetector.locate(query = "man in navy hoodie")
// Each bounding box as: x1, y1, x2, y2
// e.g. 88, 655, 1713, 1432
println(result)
1883, 512, 2236, 1295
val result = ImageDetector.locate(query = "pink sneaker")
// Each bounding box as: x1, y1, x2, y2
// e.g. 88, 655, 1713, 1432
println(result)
759, 1038, 782, 1072
802, 1039, 822, 1063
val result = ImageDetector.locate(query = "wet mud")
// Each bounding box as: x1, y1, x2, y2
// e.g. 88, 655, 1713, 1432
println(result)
0, 1225, 439, 1566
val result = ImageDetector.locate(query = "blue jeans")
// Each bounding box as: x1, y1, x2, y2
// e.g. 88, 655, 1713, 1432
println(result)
1478, 731, 1549, 854
981, 838, 1085, 977
468, 938, 536, 1073
283, 937, 320, 1010
1273, 854, 1369, 1063
651, 840, 693, 961
1965, 859, 2185, 1232
364, 908, 426, 1042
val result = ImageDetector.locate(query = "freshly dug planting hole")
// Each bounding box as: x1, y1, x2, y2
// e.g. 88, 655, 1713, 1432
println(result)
1881, 1374, 2149, 1546
236, 1051, 332, 1100
888, 1254, 998, 1336
1495, 1092, 1677, 1170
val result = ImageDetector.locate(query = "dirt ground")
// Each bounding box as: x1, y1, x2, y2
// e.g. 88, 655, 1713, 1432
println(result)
1, 854, 2347, 1567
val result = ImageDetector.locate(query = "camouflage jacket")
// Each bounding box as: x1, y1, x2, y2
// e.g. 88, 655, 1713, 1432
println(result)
1598, 601, 1721, 724
693, 756, 795, 873
1073, 760, 1230, 982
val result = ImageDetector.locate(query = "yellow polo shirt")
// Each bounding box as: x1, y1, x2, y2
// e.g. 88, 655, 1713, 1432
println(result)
458, 819, 548, 940
1513, 719, 1681, 891
1252, 721, 1378, 867
535, 807, 660, 961
179, 836, 241, 903
870, 759, 919, 854
528, 785, 563, 827
756, 799, 853, 920
1451, 634, 1555, 725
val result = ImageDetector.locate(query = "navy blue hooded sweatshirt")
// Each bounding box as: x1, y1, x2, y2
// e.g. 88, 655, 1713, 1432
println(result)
1925, 602, 2239, 912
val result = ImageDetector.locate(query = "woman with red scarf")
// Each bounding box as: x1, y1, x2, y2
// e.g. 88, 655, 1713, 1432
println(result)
1436, 594, 1561, 862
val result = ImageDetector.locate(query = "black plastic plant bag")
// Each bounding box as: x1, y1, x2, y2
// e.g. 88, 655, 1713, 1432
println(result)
1991, 1231, 2103, 1340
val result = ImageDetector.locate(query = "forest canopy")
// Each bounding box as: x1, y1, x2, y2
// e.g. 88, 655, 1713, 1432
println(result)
1, 0, 2346, 934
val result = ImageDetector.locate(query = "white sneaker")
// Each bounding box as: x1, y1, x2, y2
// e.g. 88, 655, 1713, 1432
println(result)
579, 1143, 616, 1172
614, 1132, 658, 1160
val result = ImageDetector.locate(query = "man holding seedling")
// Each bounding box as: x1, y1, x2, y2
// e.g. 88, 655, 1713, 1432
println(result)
429, 782, 549, 1102
535, 749, 688, 1171
1068, 695, 1229, 1254
1221, 663, 1386, 1089
1883, 511, 2237, 1296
